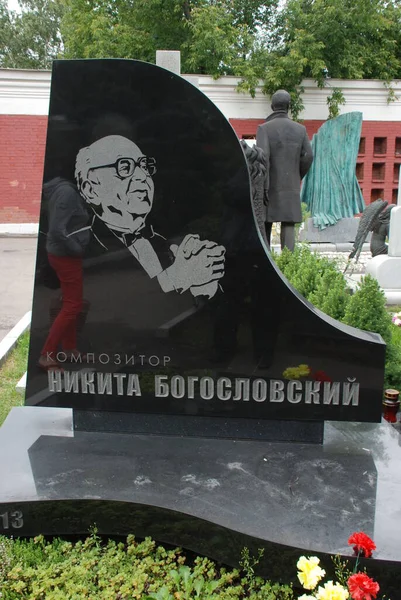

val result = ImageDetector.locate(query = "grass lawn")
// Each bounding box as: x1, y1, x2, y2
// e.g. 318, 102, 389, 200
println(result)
0, 331, 29, 427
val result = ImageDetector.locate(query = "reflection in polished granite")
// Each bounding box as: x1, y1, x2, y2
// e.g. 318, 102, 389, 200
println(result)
1, 408, 401, 559
2, 408, 401, 594
28, 430, 376, 553
26, 59, 386, 424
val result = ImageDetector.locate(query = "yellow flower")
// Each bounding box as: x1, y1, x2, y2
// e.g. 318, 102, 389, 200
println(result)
283, 367, 298, 379
297, 556, 326, 590
299, 595, 316, 600
283, 364, 311, 379
298, 364, 311, 377
315, 581, 349, 600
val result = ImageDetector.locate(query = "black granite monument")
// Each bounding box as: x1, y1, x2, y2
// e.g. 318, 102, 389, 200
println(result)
1, 60, 400, 596
25, 60, 385, 433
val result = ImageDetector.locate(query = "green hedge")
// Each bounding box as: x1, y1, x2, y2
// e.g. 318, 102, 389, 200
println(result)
274, 246, 401, 391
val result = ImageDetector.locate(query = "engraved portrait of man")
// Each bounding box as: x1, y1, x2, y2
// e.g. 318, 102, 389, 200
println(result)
75, 135, 225, 299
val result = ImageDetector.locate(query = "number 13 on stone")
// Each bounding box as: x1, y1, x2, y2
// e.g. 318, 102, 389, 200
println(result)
0, 510, 23, 529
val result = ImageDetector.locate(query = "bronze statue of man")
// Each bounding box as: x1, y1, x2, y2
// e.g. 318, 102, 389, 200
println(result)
256, 89, 313, 251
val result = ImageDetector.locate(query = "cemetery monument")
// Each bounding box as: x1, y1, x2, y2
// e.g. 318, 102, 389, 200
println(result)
300, 112, 366, 243
0, 59, 400, 595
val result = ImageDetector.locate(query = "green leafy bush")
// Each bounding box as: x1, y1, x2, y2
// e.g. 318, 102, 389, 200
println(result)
273, 247, 401, 391
309, 269, 350, 321
343, 276, 392, 344
385, 342, 401, 390
342, 275, 400, 390
274, 246, 350, 320
0, 533, 294, 600
274, 246, 327, 299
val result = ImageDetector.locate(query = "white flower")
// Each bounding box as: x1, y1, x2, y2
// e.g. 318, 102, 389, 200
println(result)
392, 312, 401, 326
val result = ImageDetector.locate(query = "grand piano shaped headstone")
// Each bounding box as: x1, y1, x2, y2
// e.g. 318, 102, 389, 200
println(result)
25, 61, 384, 435
2, 60, 401, 596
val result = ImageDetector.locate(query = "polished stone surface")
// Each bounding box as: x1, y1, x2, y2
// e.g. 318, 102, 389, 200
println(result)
299, 217, 363, 243
3, 407, 401, 595
73, 410, 324, 443
29, 430, 375, 550
1, 407, 401, 563
26, 59, 385, 425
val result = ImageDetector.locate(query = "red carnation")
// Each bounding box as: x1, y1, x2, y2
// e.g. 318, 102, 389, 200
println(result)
313, 370, 332, 383
348, 532, 376, 558
348, 573, 380, 600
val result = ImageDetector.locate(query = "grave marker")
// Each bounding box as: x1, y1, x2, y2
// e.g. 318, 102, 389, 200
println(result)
1, 60, 400, 596
25, 60, 385, 437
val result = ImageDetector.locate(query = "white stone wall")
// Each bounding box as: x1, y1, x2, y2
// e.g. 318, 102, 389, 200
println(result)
1, 67, 401, 121
0, 69, 50, 115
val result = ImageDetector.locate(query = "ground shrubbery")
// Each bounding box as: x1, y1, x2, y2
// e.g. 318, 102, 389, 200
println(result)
0, 533, 293, 600
274, 246, 401, 391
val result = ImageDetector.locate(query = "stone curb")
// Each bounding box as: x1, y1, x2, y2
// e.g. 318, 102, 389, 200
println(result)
0, 224, 38, 237
0, 311, 31, 368
16, 372, 27, 394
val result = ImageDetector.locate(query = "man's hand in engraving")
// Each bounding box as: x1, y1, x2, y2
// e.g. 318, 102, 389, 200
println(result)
165, 234, 225, 297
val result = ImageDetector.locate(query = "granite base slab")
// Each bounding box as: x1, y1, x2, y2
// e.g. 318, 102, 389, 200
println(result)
1, 408, 401, 596
299, 217, 364, 243
74, 410, 324, 443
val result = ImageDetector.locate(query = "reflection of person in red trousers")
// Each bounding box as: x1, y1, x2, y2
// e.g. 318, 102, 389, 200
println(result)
38, 177, 90, 370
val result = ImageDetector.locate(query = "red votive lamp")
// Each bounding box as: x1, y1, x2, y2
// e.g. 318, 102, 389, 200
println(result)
383, 388, 400, 423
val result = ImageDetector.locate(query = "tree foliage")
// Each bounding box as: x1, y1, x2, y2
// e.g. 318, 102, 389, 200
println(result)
0, 0, 64, 68
1, 0, 401, 118
256, 0, 401, 118
60, 0, 279, 76
61, 0, 191, 63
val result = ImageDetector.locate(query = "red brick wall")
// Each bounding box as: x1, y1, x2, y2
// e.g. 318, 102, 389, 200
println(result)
0, 115, 47, 222
230, 117, 401, 206
1, 115, 400, 223
358, 121, 401, 205
230, 118, 324, 139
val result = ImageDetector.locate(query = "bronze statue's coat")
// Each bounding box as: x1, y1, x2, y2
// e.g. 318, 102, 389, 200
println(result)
256, 112, 313, 223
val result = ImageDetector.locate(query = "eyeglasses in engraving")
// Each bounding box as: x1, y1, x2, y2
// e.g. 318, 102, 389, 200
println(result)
89, 156, 157, 179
